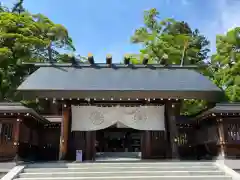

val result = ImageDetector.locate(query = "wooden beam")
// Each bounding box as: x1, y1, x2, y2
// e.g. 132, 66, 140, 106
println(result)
61, 99, 166, 106
124, 56, 130, 65
164, 105, 171, 158
165, 101, 180, 159
217, 118, 226, 158
142, 55, 149, 65
88, 53, 94, 64
85, 131, 95, 161
13, 118, 21, 161
106, 54, 112, 65
145, 131, 151, 158
59, 106, 70, 160
141, 131, 151, 159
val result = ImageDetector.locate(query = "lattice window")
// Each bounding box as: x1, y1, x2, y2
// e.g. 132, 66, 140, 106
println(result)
227, 124, 240, 141
0, 123, 13, 144
177, 133, 188, 145
207, 126, 218, 142
151, 131, 165, 139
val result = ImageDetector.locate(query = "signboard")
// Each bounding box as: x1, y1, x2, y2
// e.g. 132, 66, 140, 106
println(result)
76, 150, 83, 162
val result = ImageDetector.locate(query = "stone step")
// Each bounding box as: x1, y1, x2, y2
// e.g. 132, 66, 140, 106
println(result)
24, 166, 219, 173
0, 172, 7, 179
14, 175, 232, 180
15, 161, 232, 180
18, 170, 226, 178
26, 162, 215, 168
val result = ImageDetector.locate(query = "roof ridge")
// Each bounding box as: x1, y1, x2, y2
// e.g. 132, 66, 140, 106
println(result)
22, 62, 204, 69
0, 102, 23, 106
216, 102, 240, 106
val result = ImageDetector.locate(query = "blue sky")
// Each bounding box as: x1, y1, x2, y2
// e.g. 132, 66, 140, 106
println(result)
2, 0, 240, 62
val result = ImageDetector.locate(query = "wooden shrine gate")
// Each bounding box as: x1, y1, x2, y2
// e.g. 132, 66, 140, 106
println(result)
68, 130, 167, 161
188, 103, 240, 159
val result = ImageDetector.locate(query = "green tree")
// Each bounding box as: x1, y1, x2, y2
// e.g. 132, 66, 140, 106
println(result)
12, 0, 25, 14
130, 8, 212, 115
131, 8, 210, 66
0, 3, 75, 101
211, 27, 240, 102
0, 2, 8, 12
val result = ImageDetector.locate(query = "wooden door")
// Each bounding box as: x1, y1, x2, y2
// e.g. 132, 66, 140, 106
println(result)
40, 126, 61, 161
150, 131, 167, 159
0, 120, 15, 161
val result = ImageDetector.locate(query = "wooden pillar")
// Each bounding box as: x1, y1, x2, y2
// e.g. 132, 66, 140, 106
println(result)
85, 131, 94, 161
145, 131, 151, 158
13, 118, 21, 162
59, 106, 70, 160
217, 118, 226, 159
165, 101, 180, 159
164, 105, 171, 158
92, 131, 96, 161
141, 131, 151, 159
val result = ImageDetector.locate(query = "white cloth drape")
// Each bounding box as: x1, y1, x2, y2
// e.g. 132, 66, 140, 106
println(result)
71, 105, 165, 131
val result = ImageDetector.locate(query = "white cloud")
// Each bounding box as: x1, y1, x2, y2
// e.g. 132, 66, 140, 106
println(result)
215, 0, 240, 33
199, 0, 240, 53
0, 0, 16, 7
166, 0, 189, 5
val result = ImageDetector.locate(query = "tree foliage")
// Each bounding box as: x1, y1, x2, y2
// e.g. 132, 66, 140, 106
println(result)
0, 1, 75, 101
12, 0, 25, 14
211, 27, 240, 102
131, 8, 210, 66
130, 8, 212, 115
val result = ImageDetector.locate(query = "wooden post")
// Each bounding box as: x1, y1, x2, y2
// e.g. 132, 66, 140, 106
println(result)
166, 101, 180, 159
92, 131, 96, 161
145, 131, 151, 158
164, 105, 171, 158
13, 118, 21, 162
59, 106, 70, 160
141, 131, 151, 159
85, 131, 93, 161
217, 118, 226, 159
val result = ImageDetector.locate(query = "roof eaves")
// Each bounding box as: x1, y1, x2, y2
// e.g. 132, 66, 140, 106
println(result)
28, 109, 49, 123
194, 102, 240, 121
0, 102, 49, 123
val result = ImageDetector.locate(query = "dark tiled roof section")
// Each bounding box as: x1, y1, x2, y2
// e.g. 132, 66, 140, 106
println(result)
210, 103, 240, 113
44, 115, 62, 123
17, 66, 223, 101
195, 103, 240, 120
0, 102, 48, 123
176, 116, 195, 124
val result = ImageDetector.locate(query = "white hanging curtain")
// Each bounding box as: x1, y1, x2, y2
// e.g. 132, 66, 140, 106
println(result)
71, 105, 165, 131
71, 106, 117, 131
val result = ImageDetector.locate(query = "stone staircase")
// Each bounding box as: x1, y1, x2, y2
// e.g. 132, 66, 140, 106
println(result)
0, 162, 16, 179
95, 152, 141, 161
14, 161, 232, 180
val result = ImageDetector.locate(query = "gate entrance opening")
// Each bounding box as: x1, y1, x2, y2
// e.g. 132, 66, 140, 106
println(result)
95, 123, 142, 159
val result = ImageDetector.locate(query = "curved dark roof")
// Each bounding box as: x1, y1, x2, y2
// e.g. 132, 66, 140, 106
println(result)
176, 116, 195, 124
44, 115, 62, 123
195, 103, 240, 120
0, 102, 49, 123
17, 64, 223, 101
